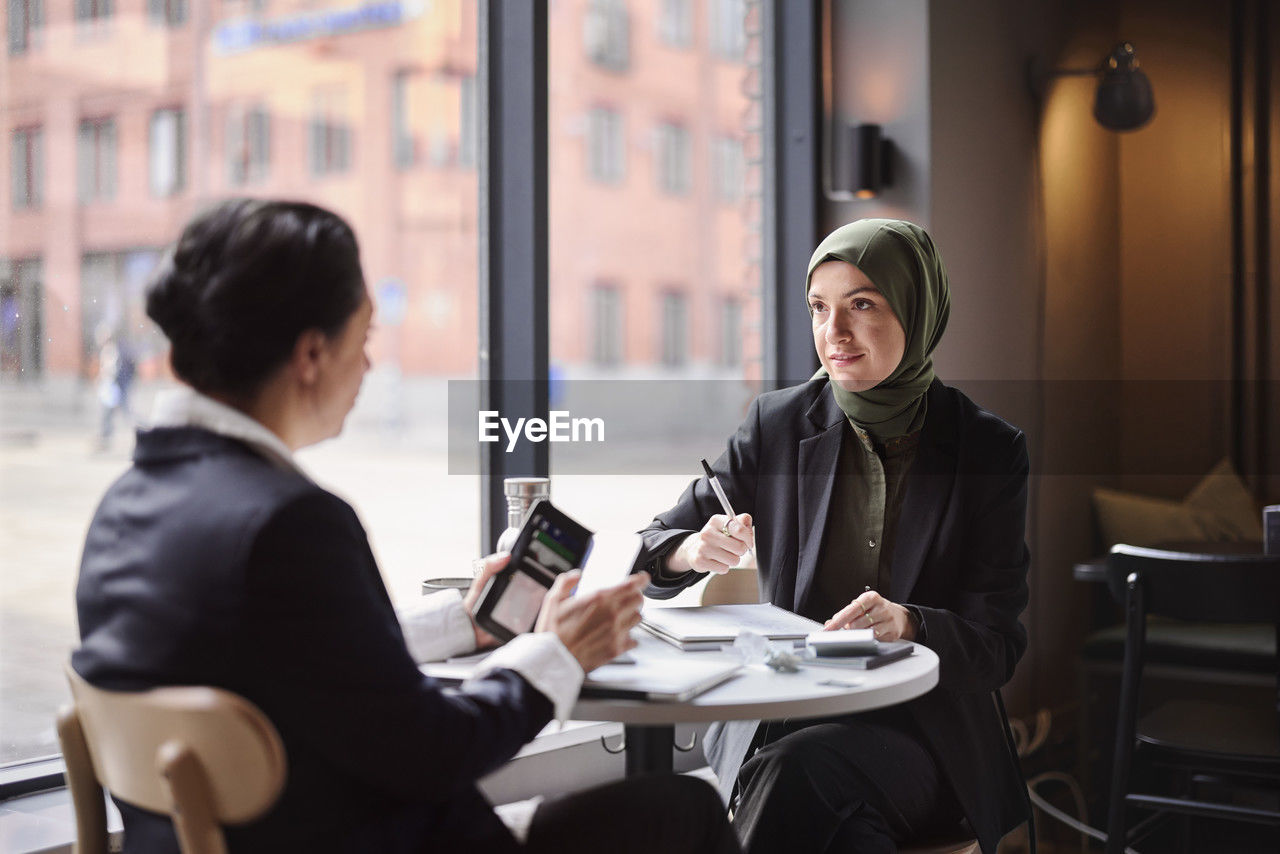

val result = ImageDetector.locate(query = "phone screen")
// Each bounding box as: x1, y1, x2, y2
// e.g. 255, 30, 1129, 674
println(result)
489, 570, 547, 635
476, 500, 594, 642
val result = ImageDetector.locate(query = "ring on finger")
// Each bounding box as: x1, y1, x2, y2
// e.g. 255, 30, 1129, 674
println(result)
720, 525, 731, 536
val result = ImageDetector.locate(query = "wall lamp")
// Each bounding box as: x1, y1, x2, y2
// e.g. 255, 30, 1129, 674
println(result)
830, 122, 893, 200
1036, 42, 1156, 131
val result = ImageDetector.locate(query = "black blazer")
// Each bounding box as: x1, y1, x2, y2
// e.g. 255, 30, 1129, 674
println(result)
74, 428, 551, 854
641, 379, 1030, 854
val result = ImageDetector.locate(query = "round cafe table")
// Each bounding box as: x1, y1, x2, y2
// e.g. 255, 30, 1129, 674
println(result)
571, 630, 940, 776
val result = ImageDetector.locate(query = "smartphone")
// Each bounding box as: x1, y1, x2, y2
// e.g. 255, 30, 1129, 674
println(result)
474, 499, 594, 643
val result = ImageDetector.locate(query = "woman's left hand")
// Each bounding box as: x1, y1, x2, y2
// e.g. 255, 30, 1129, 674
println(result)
825, 590, 917, 642
464, 553, 510, 649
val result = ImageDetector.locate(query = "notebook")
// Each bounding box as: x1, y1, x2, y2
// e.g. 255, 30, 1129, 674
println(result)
578, 657, 742, 701
422, 653, 742, 703
640, 603, 824, 651
799, 641, 915, 670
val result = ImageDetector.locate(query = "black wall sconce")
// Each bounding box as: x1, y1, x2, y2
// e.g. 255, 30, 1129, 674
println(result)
1034, 42, 1156, 131
830, 123, 894, 200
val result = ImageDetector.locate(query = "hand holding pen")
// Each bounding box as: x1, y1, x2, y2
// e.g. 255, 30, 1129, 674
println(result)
664, 459, 755, 576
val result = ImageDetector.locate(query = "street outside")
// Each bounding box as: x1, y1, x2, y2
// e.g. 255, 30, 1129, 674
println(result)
0, 377, 703, 767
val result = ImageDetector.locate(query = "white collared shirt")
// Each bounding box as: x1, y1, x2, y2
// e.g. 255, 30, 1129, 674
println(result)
146, 387, 584, 721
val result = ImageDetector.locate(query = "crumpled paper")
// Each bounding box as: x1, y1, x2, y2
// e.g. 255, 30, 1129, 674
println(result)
722, 629, 802, 673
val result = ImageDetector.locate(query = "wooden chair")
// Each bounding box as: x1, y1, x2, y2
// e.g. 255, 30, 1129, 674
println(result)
1104, 545, 1280, 853
57, 663, 287, 854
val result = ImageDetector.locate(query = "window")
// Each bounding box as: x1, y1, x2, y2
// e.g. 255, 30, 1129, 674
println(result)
147, 0, 186, 27
77, 117, 116, 202
2, 2, 481, 775
549, 0, 763, 597
149, 107, 186, 197
309, 90, 353, 176
658, 0, 692, 48
392, 71, 417, 168
227, 104, 270, 185
712, 134, 744, 202
587, 107, 624, 183
74, 0, 113, 25
7, 0, 43, 55
583, 0, 629, 71
655, 121, 691, 195
711, 0, 745, 60
0, 257, 43, 379
720, 297, 742, 367
590, 285, 623, 366
659, 290, 688, 366
10, 126, 42, 210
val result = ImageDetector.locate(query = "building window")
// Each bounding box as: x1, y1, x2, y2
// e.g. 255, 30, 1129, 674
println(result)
392, 70, 416, 168
590, 284, 623, 366
79, 249, 161, 369
656, 122, 691, 195
658, 0, 692, 48
710, 0, 745, 60
147, 0, 186, 26
149, 107, 186, 197
0, 257, 43, 379
309, 90, 352, 176
460, 74, 477, 170
77, 117, 117, 203
719, 297, 742, 367
583, 0, 629, 72
712, 134, 744, 202
10, 126, 43, 210
74, 0, 113, 25
587, 107, 624, 184
7, 0, 43, 55
659, 290, 688, 367
227, 104, 269, 185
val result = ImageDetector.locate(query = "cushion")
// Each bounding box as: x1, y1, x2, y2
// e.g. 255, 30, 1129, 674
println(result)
1092, 488, 1207, 548
1092, 458, 1263, 548
1183, 458, 1265, 541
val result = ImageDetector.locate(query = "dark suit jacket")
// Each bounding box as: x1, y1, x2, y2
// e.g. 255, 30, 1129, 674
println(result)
642, 379, 1030, 854
74, 427, 552, 854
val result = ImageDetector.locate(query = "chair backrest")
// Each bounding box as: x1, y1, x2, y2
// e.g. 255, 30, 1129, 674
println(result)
59, 662, 286, 854
699, 566, 762, 606
1105, 544, 1280, 623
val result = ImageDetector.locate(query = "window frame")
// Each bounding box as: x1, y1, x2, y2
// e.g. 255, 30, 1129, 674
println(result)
7, 0, 44, 55
76, 115, 117, 203
0, 0, 820, 799
10, 124, 43, 210
148, 106, 187, 198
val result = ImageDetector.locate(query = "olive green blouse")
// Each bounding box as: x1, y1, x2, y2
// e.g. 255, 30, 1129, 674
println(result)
808, 419, 920, 622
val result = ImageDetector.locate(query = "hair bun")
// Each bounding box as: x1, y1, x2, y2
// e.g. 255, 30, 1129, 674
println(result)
145, 249, 209, 344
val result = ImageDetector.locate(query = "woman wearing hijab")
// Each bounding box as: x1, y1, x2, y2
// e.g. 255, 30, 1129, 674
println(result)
640, 219, 1030, 854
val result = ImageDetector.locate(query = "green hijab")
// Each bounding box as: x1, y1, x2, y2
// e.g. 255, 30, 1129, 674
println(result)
806, 219, 951, 440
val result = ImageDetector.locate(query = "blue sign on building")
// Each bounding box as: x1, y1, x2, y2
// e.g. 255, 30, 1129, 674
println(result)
214, 1, 428, 56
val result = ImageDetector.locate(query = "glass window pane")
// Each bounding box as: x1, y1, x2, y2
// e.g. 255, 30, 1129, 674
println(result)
549, 0, 763, 604
1, 0, 480, 769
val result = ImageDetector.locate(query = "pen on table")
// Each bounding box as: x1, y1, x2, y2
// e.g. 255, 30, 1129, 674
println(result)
700, 458, 756, 562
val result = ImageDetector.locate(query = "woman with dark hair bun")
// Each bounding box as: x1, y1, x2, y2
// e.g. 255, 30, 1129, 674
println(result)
72, 199, 739, 854
145, 199, 366, 399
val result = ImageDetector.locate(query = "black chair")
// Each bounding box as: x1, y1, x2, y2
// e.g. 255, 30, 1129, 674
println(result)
1104, 545, 1280, 853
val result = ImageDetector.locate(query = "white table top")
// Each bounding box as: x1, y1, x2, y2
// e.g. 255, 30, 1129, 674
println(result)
570, 630, 939, 726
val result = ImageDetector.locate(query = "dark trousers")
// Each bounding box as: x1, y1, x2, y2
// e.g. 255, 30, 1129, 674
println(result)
526, 773, 740, 854
731, 710, 964, 854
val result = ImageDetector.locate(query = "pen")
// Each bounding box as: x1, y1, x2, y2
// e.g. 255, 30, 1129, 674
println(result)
700, 458, 756, 561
